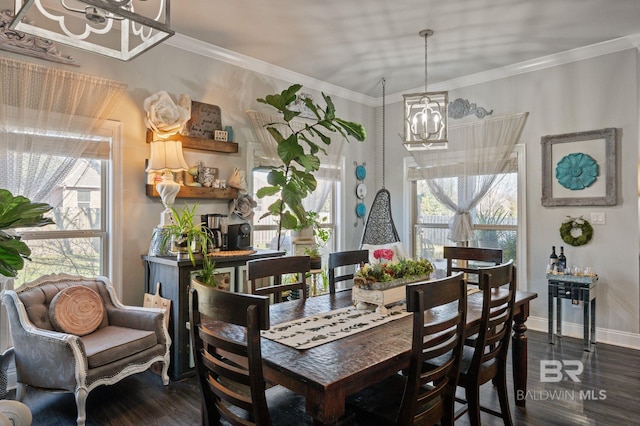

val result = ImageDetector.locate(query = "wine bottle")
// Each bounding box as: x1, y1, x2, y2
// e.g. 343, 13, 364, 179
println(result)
549, 246, 558, 267
558, 246, 567, 273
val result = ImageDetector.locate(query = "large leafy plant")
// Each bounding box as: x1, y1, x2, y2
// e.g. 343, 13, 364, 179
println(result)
256, 84, 366, 250
0, 189, 54, 277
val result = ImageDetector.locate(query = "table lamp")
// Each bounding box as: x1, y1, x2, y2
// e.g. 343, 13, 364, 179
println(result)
146, 140, 189, 255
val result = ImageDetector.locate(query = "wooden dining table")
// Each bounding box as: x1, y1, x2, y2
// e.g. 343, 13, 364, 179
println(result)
205, 288, 537, 425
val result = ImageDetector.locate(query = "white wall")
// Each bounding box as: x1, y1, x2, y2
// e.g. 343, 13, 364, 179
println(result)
383, 49, 640, 346
0, 42, 377, 306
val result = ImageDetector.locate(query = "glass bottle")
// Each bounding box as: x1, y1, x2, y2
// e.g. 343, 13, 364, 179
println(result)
558, 246, 567, 273
549, 246, 558, 268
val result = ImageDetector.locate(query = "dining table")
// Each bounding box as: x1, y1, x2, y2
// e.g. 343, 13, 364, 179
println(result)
204, 288, 538, 425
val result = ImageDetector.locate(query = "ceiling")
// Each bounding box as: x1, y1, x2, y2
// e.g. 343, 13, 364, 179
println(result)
169, 0, 640, 100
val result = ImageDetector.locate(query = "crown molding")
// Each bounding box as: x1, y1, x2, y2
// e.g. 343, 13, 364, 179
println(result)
165, 32, 640, 108
387, 33, 640, 103
165, 33, 378, 107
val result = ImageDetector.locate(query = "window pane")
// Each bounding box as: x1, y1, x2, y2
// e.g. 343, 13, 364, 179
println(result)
15, 237, 102, 286
25, 159, 103, 232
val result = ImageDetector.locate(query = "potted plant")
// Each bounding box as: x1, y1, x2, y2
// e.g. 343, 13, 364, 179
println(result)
192, 253, 218, 288
162, 203, 211, 265
0, 189, 54, 278
304, 246, 322, 270
255, 84, 366, 250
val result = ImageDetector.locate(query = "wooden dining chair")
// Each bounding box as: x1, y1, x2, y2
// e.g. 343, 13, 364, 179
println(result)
345, 272, 467, 425
453, 260, 516, 426
444, 246, 503, 283
189, 281, 313, 426
247, 255, 310, 303
328, 249, 369, 294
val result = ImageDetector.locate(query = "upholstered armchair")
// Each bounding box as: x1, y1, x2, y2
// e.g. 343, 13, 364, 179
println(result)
1, 274, 171, 426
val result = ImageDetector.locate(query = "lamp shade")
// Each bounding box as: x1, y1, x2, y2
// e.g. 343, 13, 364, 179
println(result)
146, 140, 189, 172
10, 0, 174, 61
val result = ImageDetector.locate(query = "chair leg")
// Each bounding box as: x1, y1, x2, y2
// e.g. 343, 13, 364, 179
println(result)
495, 369, 513, 426
75, 387, 88, 426
441, 394, 455, 426
161, 358, 170, 385
465, 385, 482, 426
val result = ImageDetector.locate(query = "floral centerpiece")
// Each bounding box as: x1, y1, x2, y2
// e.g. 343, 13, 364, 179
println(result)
354, 258, 434, 291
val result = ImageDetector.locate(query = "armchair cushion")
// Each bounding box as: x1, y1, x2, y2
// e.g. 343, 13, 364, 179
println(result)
82, 326, 157, 368
49, 286, 105, 336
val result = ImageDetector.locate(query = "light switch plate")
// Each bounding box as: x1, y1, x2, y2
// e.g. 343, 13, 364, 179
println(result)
591, 212, 605, 224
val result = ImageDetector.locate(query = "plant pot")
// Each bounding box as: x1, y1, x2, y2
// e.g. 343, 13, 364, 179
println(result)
310, 256, 322, 270
293, 226, 314, 243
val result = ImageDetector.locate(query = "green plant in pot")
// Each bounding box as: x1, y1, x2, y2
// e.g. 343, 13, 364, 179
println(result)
193, 253, 217, 288
162, 203, 211, 265
0, 189, 54, 278
255, 84, 366, 250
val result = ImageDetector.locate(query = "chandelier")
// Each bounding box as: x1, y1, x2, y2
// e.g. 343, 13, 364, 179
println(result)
10, 0, 174, 61
403, 29, 448, 150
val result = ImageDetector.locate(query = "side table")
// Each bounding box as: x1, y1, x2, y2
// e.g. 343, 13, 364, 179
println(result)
546, 273, 598, 351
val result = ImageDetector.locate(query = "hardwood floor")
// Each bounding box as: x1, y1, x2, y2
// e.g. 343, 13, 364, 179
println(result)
13, 330, 640, 425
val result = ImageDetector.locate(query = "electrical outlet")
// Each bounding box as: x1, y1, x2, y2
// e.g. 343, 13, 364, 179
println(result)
591, 212, 605, 224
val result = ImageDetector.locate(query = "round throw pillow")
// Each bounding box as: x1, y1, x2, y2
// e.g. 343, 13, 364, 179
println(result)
49, 286, 104, 336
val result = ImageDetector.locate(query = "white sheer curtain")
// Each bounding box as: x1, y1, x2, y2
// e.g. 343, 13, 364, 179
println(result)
0, 58, 127, 352
0, 57, 127, 203
408, 112, 528, 243
247, 109, 344, 213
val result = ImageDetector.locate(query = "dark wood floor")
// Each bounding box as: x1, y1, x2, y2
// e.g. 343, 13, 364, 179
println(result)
14, 330, 640, 425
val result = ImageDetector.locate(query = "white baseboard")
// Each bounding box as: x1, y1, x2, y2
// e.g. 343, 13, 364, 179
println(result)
527, 316, 640, 350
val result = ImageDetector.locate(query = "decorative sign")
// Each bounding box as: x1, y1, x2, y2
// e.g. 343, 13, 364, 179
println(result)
214, 130, 228, 141
182, 101, 222, 139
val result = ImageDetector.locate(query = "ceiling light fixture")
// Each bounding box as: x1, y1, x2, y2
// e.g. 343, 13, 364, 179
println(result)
403, 29, 448, 150
10, 0, 174, 61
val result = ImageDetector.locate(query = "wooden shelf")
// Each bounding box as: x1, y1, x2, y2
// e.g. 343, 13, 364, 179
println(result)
146, 130, 238, 154
146, 184, 238, 200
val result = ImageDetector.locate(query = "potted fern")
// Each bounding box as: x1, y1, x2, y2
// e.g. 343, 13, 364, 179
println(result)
255, 84, 366, 250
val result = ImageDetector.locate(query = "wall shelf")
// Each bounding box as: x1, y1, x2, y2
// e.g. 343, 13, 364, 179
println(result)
146, 184, 238, 200
146, 130, 238, 154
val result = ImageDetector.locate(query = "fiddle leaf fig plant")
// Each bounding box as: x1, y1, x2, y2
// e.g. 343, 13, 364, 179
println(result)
256, 84, 366, 250
0, 189, 54, 277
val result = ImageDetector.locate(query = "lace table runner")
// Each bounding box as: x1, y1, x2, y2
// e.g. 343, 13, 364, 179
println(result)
262, 286, 481, 350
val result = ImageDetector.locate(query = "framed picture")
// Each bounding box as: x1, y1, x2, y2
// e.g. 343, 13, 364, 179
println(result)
541, 128, 617, 207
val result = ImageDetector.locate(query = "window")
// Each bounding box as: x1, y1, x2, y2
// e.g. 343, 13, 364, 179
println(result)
13, 125, 116, 287
252, 168, 336, 256
413, 173, 518, 263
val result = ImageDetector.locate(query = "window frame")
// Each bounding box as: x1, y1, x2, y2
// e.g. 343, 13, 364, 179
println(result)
16, 121, 122, 295
403, 144, 527, 290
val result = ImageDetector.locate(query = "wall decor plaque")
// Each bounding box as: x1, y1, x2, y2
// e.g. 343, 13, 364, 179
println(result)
182, 101, 222, 139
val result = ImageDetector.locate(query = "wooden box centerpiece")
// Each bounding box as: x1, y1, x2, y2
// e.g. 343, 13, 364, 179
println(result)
352, 259, 434, 314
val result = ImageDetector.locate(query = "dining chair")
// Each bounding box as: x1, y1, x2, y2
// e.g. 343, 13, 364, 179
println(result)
189, 281, 313, 425
328, 249, 369, 294
443, 246, 503, 283
247, 255, 310, 303
345, 272, 467, 425
452, 260, 516, 426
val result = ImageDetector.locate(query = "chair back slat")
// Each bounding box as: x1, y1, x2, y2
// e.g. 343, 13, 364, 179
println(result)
396, 272, 467, 425
248, 256, 310, 303
189, 282, 272, 426
444, 246, 503, 283
328, 249, 369, 293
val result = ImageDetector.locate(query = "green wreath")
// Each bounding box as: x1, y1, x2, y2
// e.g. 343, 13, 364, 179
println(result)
559, 217, 593, 246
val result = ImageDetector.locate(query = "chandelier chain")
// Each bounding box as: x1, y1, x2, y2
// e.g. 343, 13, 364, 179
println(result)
424, 32, 428, 91
382, 77, 386, 189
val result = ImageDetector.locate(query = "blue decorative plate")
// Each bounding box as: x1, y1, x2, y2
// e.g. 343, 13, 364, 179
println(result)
356, 202, 366, 218
355, 164, 366, 180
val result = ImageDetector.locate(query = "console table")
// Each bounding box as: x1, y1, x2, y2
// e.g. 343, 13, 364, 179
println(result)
142, 249, 284, 380
547, 273, 598, 351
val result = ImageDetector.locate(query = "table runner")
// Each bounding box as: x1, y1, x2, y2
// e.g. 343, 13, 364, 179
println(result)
262, 286, 481, 350
261, 303, 410, 349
